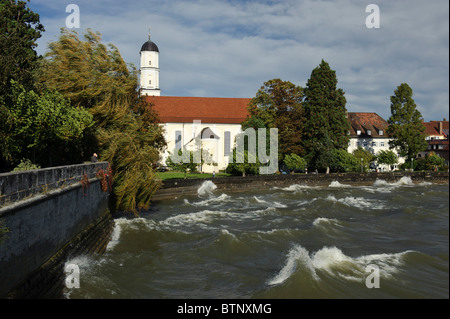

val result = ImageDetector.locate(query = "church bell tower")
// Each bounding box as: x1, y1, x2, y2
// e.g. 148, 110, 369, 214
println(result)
140, 28, 160, 96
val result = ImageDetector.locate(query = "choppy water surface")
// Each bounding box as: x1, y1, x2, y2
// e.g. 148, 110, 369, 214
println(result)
66, 177, 449, 299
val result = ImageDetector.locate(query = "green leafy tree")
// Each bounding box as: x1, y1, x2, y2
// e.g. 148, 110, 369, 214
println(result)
166, 149, 197, 178
353, 147, 376, 172
330, 149, 359, 172
38, 28, 136, 110
242, 79, 304, 161
7, 80, 95, 166
12, 158, 40, 171
376, 150, 398, 167
0, 0, 44, 98
425, 152, 445, 171
1, 0, 44, 166
387, 83, 427, 161
226, 149, 260, 177
302, 60, 350, 171
99, 107, 163, 215
283, 153, 307, 173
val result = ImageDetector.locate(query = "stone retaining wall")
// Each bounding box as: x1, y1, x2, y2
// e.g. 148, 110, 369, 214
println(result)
152, 171, 449, 201
0, 162, 113, 298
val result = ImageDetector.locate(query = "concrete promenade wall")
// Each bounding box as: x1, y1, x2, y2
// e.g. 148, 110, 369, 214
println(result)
152, 171, 449, 201
0, 162, 113, 298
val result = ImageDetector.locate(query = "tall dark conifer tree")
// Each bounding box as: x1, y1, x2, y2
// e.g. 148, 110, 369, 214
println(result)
302, 60, 349, 171
387, 83, 427, 161
0, 0, 44, 98
1, 0, 44, 168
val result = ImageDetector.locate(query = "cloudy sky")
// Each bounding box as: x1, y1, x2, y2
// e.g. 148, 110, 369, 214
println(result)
28, 0, 448, 122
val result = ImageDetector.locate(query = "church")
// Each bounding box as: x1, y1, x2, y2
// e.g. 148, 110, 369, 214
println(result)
139, 32, 404, 173
139, 32, 250, 173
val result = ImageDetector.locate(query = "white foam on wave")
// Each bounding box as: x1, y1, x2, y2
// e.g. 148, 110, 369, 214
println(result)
329, 181, 351, 188
254, 196, 287, 208
366, 176, 416, 193
197, 180, 217, 196
218, 229, 239, 242
312, 217, 341, 227
268, 245, 412, 286
274, 184, 320, 192
185, 193, 231, 206
268, 245, 315, 285
162, 210, 239, 227
246, 207, 278, 218
297, 198, 317, 207
254, 228, 301, 236
374, 176, 414, 187
106, 217, 161, 251
106, 218, 140, 251
325, 195, 385, 210
106, 219, 123, 251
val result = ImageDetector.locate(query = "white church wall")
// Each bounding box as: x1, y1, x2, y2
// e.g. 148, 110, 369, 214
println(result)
160, 122, 243, 173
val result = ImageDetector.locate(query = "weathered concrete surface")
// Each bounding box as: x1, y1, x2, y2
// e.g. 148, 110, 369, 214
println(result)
0, 162, 108, 206
0, 163, 113, 298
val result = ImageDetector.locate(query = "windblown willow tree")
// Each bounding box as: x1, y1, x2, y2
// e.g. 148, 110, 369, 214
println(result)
39, 28, 166, 215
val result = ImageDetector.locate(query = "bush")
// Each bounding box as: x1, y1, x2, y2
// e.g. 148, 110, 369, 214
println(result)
283, 153, 307, 173
12, 159, 41, 172
331, 149, 359, 172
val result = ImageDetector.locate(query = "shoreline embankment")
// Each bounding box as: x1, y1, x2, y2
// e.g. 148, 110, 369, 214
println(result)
152, 171, 449, 201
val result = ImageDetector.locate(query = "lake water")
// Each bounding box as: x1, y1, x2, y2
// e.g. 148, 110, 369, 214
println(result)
64, 177, 449, 299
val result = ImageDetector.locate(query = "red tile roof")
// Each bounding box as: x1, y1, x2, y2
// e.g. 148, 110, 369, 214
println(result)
347, 112, 390, 137
146, 96, 251, 124
423, 121, 449, 137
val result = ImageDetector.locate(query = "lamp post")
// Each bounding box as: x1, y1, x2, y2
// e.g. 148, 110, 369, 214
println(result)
361, 158, 363, 173
411, 158, 413, 172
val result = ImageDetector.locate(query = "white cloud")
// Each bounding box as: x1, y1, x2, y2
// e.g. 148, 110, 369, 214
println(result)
29, 0, 449, 121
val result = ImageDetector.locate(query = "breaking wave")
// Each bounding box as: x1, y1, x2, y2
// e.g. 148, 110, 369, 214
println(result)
325, 195, 385, 210
329, 181, 352, 188
197, 180, 217, 196
184, 193, 231, 206
254, 196, 288, 208
268, 245, 414, 286
274, 184, 321, 192
365, 176, 420, 193
313, 217, 341, 227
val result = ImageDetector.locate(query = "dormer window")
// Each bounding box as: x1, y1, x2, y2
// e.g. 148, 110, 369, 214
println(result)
379, 130, 383, 135
367, 130, 372, 135
357, 130, 361, 136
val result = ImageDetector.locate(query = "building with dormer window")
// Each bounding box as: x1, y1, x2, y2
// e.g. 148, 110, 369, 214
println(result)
347, 112, 405, 170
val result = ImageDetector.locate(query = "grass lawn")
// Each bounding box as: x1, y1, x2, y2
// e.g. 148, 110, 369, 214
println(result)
156, 171, 232, 180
